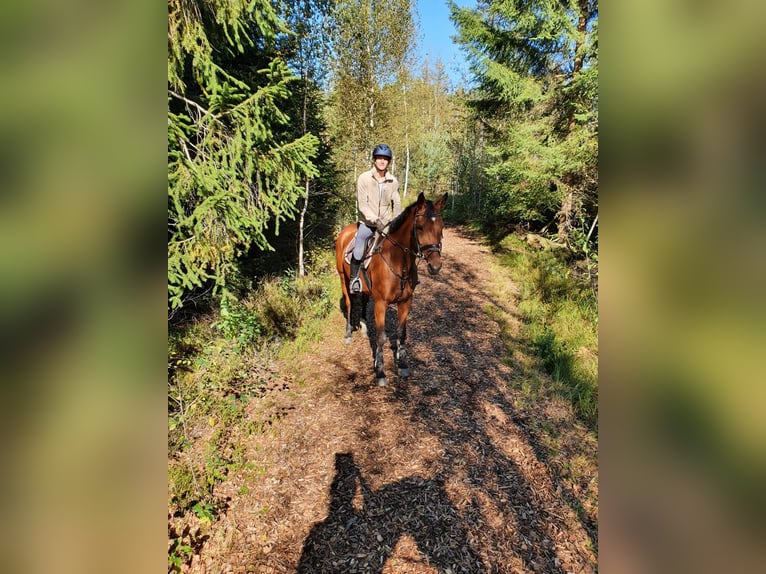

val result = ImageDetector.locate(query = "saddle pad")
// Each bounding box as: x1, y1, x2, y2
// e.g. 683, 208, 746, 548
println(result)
343, 231, 380, 267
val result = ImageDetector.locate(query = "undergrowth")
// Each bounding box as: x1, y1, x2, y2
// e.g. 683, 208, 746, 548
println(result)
167, 249, 337, 572
494, 234, 598, 430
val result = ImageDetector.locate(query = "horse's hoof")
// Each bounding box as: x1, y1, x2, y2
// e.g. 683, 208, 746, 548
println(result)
360, 322, 368, 335
398, 368, 410, 378
376, 377, 388, 387
344, 335, 352, 344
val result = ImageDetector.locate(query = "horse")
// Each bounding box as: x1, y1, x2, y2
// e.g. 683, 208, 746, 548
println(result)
335, 192, 447, 386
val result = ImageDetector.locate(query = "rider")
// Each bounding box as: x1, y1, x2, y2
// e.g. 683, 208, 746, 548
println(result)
349, 143, 402, 294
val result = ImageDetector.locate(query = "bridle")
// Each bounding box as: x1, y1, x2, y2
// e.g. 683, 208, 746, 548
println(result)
372, 209, 443, 295
381, 210, 442, 262
412, 212, 443, 262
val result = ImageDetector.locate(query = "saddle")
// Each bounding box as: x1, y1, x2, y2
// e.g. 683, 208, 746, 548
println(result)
343, 225, 384, 267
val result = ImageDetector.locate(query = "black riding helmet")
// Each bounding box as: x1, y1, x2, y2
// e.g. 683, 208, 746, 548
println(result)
372, 143, 392, 159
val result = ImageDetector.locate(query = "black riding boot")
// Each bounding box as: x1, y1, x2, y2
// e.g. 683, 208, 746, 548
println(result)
349, 257, 362, 293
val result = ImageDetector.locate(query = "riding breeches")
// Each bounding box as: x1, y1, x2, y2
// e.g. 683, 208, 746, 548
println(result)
353, 223, 375, 260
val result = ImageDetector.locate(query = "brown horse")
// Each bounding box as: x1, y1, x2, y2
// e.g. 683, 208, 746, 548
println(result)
335, 192, 447, 386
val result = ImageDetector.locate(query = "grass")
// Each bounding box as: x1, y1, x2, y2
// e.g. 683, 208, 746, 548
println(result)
167, 249, 338, 571
491, 233, 598, 431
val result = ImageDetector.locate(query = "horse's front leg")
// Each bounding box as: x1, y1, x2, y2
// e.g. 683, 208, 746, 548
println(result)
373, 299, 388, 386
395, 300, 412, 378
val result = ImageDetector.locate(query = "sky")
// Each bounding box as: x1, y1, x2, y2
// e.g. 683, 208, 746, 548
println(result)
414, 0, 476, 88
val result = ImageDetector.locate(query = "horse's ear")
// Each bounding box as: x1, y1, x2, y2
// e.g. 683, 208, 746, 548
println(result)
434, 193, 448, 211
416, 191, 426, 207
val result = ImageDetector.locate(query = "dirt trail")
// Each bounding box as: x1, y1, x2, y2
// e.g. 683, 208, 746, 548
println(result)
190, 226, 598, 574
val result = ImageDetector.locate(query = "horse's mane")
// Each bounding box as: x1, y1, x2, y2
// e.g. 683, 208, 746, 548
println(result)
387, 199, 435, 234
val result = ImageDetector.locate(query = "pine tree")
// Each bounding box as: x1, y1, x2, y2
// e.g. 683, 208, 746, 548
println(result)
451, 0, 597, 246
168, 0, 319, 312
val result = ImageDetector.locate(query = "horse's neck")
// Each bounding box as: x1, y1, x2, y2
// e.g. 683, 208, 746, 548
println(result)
384, 215, 415, 259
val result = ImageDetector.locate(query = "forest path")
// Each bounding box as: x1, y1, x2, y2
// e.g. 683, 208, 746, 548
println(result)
190, 226, 598, 574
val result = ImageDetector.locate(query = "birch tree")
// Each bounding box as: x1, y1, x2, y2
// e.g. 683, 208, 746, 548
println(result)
326, 0, 416, 183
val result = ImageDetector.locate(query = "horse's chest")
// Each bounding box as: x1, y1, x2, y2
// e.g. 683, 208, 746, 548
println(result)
393, 272, 418, 301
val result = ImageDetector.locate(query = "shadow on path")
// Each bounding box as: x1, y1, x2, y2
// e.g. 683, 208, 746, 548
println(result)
297, 453, 483, 573
320, 227, 597, 573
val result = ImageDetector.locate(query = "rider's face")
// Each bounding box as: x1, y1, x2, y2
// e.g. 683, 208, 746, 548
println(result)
373, 156, 390, 170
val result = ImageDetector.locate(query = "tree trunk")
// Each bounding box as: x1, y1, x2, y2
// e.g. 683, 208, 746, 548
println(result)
298, 179, 309, 276
353, 148, 358, 195
298, 56, 309, 276
557, 174, 575, 244
567, 3, 590, 132
558, 1, 592, 244
404, 146, 410, 199
369, 100, 374, 129
402, 83, 410, 199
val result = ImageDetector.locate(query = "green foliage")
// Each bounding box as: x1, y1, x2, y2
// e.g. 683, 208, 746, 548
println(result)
216, 296, 263, 349
440, 194, 476, 227
451, 113, 490, 213
192, 500, 215, 524
415, 129, 452, 193
214, 269, 333, 348
390, 63, 462, 198
497, 234, 598, 429
483, 118, 563, 226
168, 537, 192, 572
325, 0, 417, 185
168, 461, 198, 509
451, 0, 598, 247
168, 262, 337, 522
168, 0, 320, 312
532, 327, 597, 427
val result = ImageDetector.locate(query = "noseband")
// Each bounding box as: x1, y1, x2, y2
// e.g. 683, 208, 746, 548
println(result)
413, 212, 443, 261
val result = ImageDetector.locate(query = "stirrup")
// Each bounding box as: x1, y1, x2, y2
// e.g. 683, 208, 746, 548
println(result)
350, 276, 362, 293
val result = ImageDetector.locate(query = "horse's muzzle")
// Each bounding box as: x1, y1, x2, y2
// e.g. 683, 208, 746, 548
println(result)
426, 254, 442, 275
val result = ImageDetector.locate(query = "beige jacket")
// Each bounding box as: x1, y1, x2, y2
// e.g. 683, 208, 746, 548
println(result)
356, 167, 401, 227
